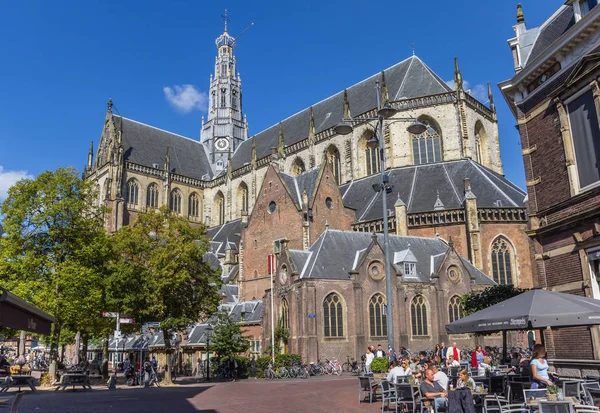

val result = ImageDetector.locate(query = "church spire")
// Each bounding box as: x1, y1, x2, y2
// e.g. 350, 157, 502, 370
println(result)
201, 11, 248, 174
488, 82, 496, 114
516, 3, 525, 25
454, 57, 464, 93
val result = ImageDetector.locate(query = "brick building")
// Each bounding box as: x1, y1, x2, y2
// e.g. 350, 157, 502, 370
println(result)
84, 15, 536, 358
499, 2, 600, 371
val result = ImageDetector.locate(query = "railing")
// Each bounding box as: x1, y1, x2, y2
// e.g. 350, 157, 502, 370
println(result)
464, 94, 495, 118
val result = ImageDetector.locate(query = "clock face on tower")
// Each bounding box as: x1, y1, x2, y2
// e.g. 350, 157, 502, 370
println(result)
215, 137, 230, 151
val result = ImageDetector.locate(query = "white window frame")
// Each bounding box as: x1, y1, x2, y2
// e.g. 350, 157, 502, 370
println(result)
588, 246, 600, 300
404, 262, 416, 278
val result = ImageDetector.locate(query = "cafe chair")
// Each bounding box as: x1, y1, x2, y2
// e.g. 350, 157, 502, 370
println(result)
359, 376, 377, 405
523, 389, 548, 402
495, 395, 529, 413
539, 401, 573, 413
395, 383, 417, 413
563, 380, 583, 402
381, 380, 398, 413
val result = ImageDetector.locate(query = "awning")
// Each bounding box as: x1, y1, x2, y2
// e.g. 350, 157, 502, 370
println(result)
0, 287, 56, 335
446, 288, 600, 334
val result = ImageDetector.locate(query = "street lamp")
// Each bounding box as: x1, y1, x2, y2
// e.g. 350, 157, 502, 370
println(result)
205, 324, 214, 381
334, 81, 426, 356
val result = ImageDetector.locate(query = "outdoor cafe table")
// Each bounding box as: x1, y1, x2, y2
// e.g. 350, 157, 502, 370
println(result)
54, 371, 92, 391
0, 374, 37, 393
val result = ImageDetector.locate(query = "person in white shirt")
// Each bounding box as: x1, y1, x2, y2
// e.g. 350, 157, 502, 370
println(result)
446, 355, 460, 367
477, 356, 492, 376
365, 347, 374, 373
431, 364, 449, 390
387, 361, 405, 383
375, 344, 386, 358
446, 342, 460, 362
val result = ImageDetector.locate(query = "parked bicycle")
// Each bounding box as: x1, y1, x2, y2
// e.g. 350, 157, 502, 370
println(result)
342, 356, 360, 374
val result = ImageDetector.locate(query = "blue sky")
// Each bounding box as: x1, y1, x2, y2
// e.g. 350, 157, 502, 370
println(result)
0, 0, 563, 199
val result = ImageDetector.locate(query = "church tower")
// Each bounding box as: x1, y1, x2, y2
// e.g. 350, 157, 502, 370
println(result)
201, 10, 248, 174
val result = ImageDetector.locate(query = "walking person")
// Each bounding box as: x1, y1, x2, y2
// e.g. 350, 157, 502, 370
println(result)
440, 342, 448, 364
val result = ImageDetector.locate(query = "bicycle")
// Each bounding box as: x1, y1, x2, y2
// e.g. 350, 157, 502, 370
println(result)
342, 355, 359, 373
264, 363, 287, 380
308, 362, 324, 376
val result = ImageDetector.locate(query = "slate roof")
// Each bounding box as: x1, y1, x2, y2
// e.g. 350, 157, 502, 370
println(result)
183, 324, 211, 347
524, 5, 575, 67
219, 284, 239, 304
114, 116, 212, 180
206, 219, 242, 256
230, 55, 453, 170
339, 159, 526, 222
279, 166, 322, 209
290, 229, 494, 285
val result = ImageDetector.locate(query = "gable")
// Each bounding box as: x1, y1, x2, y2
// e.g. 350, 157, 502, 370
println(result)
566, 52, 600, 87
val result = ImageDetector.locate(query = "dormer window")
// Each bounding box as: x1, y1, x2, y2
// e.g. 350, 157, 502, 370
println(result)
394, 247, 418, 278
581, 0, 598, 17
404, 262, 417, 277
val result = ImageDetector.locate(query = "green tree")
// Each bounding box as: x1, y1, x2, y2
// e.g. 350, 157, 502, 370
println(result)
0, 167, 112, 379
461, 284, 527, 317
210, 311, 250, 357
108, 206, 221, 383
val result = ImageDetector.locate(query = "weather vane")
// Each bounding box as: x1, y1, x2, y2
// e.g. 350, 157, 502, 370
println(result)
222, 9, 230, 32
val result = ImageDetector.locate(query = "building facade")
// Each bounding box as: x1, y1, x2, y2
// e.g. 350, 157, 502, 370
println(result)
84, 15, 536, 358
500, 2, 600, 370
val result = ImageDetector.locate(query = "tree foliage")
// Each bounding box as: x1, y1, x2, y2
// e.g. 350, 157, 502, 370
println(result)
210, 311, 250, 357
107, 206, 221, 382
461, 284, 527, 317
0, 168, 113, 376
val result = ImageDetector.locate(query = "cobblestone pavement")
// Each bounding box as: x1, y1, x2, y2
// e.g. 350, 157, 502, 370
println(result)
16, 376, 385, 412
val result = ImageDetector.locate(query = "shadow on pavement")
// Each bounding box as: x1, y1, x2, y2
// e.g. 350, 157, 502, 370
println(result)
18, 385, 216, 412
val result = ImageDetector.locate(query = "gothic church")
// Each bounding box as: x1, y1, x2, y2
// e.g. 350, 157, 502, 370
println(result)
85, 19, 534, 360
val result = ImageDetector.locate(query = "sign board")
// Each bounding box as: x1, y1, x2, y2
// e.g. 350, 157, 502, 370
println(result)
307, 313, 316, 319
119, 318, 135, 324
145, 322, 160, 328
114, 330, 122, 340
103, 312, 118, 318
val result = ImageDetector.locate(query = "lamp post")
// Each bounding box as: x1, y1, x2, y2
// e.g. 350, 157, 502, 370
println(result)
205, 324, 214, 381
334, 81, 426, 355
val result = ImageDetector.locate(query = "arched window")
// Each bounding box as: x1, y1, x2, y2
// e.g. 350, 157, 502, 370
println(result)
323, 293, 343, 337
326, 145, 342, 185
188, 193, 200, 218
369, 294, 387, 337
448, 295, 462, 323
475, 135, 483, 164
412, 118, 442, 165
126, 179, 139, 205
474, 121, 488, 166
280, 298, 289, 330
232, 90, 237, 110
237, 182, 249, 215
365, 144, 380, 176
214, 191, 225, 226
411, 295, 428, 336
220, 88, 226, 107
146, 183, 159, 209
491, 237, 514, 285
103, 179, 111, 200
291, 157, 306, 175
169, 189, 182, 213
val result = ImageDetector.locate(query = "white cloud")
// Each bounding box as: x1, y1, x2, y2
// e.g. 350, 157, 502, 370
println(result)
445, 79, 489, 104
163, 84, 208, 113
0, 166, 33, 201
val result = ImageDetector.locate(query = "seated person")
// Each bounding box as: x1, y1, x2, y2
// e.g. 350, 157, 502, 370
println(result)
431, 364, 449, 391
0, 356, 10, 369
446, 355, 460, 367
477, 356, 492, 376
510, 353, 521, 369
420, 368, 448, 411
387, 360, 409, 383
456, 369, 476, 389
413, 362, 429, 380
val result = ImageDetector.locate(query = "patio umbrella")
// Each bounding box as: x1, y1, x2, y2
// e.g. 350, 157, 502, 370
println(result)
16, 330, 26, 369
72, 331, 81, 366
446, 288, 600, 335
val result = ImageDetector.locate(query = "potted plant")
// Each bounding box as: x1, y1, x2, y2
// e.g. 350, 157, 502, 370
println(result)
370, 358, 390, 379
546, 384, 559, 401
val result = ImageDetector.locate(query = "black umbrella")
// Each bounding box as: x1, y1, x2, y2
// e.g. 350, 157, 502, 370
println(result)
446, 288, 600, 335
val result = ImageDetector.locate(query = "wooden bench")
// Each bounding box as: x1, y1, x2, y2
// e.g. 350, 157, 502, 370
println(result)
53, 373, 92, 391
0, 375, 36, 393
0, 392, 23, 412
